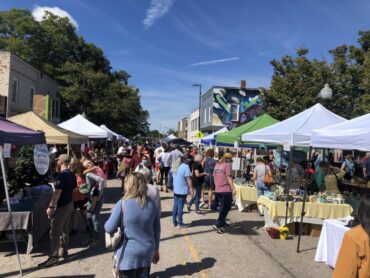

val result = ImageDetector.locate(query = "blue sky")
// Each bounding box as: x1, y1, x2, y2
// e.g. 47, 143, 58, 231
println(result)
1, 0, 370, 132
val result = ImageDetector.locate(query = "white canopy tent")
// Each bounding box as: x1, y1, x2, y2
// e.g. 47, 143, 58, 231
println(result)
311, 112, 370, 151
241, 103, 346, 147
58, 114, 112, 139
100, 124, 128, 141
201, 127, 228, 145
166, 134, 177, 140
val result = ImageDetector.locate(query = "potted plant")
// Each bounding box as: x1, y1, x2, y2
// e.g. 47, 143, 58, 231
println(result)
279, 226, 289, 240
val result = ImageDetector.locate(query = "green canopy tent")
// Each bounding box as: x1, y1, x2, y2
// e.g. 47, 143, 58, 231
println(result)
216, 114, 279, 147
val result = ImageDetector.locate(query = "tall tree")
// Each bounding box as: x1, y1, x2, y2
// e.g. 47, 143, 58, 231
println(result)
0, 8, 149, 137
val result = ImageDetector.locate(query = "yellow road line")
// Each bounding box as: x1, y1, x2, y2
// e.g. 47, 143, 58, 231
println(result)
181, 229, 209, 278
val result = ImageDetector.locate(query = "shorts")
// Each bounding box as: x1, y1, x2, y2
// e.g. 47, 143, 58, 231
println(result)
155, 162, 160, 172
203, 175, 215, 190
74, 198, 88, 210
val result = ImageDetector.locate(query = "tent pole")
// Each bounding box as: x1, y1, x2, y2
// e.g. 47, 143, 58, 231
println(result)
0, 147, 23, 276
284, 146, 294, 225
235, 145, 239, 178
297, 146, 313, 253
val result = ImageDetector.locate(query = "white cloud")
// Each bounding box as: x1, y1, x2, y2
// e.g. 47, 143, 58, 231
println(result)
32, 6, 79, 29
188, 57, 240, 67
143, 0, 175, 29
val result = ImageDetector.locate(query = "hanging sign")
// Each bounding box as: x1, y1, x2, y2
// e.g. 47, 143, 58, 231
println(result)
3, 144, 11, 158
34, 144, 50, 175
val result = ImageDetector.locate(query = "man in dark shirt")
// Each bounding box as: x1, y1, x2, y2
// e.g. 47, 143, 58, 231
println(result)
38, 154, 76, 269
363, 152, 370, 180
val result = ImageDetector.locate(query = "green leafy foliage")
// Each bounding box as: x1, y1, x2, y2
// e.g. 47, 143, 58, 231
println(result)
263, 31, 370, 120
9, 146, 47, 192
0, 9, 149, 137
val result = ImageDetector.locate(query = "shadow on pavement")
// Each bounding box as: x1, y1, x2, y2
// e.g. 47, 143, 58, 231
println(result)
150, 257, 216, 278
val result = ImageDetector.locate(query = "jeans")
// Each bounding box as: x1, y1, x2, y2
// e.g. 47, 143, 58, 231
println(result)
160, 166, 170, 187
256, 180, 270, 214
119, 267, 148, 278
172, 194, 187, 226
188, 185, 202, 211
50, 202, 73, 258
87, 197, 103, 240
215, 192, 232, 228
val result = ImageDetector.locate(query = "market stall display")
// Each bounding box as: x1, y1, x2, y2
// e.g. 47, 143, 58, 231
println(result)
314, 218, 351, 268
0, 118, 46, 276
235, 184, 258, 211
0, 186, 52, 254
257, 196, 353, 227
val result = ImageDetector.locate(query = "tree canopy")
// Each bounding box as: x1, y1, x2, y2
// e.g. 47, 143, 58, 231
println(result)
262, 31, 370, 120
0, 9, 149, 137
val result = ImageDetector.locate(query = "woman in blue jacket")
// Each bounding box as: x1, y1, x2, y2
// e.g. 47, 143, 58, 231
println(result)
104, 173, 161, 278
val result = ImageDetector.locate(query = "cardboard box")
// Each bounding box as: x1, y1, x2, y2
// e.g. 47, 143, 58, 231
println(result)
309, 224, 322, 237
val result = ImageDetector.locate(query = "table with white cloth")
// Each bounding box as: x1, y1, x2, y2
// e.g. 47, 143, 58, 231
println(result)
235, 184, 258, 212
314, 219, 351, 268
257, 196, 353, 227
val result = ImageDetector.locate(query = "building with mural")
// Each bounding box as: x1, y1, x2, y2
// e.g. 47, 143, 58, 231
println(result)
200, 81, 262, 134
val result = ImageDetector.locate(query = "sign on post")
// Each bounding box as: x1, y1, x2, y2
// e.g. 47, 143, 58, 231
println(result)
195, 131, 204, 139
34, 144, 50, 175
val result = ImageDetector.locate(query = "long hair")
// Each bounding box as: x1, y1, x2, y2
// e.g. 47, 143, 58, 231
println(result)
358, 194, 370, 242
123, 173, 148, 207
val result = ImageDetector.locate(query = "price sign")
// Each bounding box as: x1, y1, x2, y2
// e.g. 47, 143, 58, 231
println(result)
34, 144, 50, 175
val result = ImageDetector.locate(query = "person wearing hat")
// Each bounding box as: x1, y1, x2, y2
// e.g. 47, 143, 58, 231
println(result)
38, 154, 77, 269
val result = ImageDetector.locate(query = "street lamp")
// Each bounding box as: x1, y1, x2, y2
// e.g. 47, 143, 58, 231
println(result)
192, 84, 202, 131
320, 83, 333, 108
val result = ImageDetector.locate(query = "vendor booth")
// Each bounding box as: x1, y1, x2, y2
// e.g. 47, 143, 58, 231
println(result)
241, 104, 348, 252
100, 124, 128, 142
200, 127, 228, 145
9, 111, 88, 145
0, 118, 47, 275
58, 114, 112, 139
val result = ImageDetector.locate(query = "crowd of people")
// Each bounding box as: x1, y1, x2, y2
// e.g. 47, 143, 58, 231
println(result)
37, 141, 370, 277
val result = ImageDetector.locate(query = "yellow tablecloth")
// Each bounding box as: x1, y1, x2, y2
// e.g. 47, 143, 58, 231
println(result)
235, 184, 258, 211
257, 196, 353, 222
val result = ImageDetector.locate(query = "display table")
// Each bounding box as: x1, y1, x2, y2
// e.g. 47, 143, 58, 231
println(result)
257, 196, 353, 227
0, 197, 50, 254
235, 184, 258, 212
314, 219, 350, 268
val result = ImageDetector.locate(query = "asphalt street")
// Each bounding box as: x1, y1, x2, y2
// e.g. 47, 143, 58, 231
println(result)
0, 179, 333, 278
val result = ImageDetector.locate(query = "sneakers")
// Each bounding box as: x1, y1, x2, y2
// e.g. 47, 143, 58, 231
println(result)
212, 225, 225, 234
37, 257, 59, 269
59, 250, 68, 259
177, 224, 190, 229
199, 202, 205, 208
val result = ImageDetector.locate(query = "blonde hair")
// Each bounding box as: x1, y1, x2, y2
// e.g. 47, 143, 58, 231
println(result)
123, 173, 148, 207
194, 154, 203, 163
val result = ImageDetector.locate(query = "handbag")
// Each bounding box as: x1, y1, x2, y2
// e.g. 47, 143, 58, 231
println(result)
105, 200, 127, 277
105, 200, 126, 250
263, 166, 273, 186
78, 184, 89, 195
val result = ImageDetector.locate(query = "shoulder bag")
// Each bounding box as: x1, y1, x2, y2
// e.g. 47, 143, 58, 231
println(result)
263, 165, 274, 186
105, 200, 126, 250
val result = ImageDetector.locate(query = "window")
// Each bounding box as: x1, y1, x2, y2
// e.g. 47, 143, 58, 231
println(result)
208, 107, 211, 124
11, 79, 18, 103
30, 87, 34, 108
230, 104, 240, 122
204, 108, 207, 124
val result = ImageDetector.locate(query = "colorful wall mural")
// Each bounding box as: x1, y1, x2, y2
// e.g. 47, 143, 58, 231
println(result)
211, 87, 262, 128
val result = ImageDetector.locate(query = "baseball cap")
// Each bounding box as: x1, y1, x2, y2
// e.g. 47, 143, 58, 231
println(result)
56, 154, 71, 163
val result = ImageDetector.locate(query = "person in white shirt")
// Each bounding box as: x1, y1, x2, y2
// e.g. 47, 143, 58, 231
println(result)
154, 144, 165, 184
159, 147, 172, 192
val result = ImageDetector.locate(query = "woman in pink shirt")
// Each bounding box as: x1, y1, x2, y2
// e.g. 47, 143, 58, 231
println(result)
212, 152, 236, 234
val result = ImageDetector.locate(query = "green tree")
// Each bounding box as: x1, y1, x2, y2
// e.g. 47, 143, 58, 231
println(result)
262, 47, 332, 120
0, 8, 149, 137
